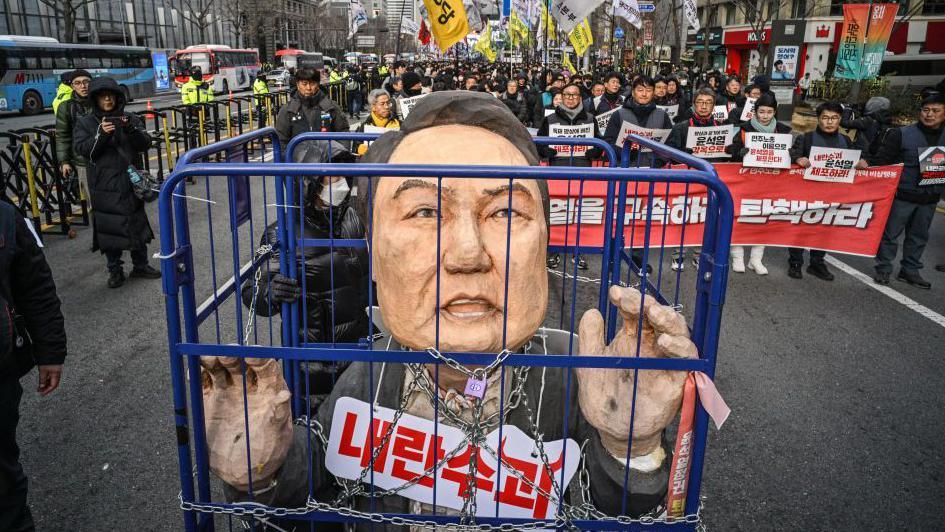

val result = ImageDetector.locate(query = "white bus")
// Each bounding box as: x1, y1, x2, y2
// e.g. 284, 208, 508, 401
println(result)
170, 45, 260, 94
878, 53, 945, 92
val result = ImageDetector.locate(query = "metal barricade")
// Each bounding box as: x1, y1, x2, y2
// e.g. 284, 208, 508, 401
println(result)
159, 130, 732, 531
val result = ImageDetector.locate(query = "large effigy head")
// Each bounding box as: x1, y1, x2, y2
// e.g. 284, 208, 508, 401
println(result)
358, 91, 550, 354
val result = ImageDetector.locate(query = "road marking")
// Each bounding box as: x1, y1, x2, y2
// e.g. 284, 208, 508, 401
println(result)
826, 255, 945, 328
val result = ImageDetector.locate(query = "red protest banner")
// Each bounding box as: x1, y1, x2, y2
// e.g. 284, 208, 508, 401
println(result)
548, 164, 902, 257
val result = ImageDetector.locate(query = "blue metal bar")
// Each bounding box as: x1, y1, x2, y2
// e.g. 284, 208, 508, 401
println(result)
176, 344, 711, 371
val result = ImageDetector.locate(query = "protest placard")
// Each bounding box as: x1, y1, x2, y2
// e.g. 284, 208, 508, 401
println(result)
595, 107, 619, 132
804, 146, 861, 183
740, 98, 757, 122
686, 125, 734, 159
616, 121, 671, 151
743, 132, 791, 168
712, 105, 729, 121
548, 122, 594, 157
658, 104, 679, 120
918, 146, 945, 186
397, 94, 427, 120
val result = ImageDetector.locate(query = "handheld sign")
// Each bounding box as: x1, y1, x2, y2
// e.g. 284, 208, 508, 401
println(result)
326, 397, 579, 519
657, 104, 679, 121
548, 122, 594, 158
918, 146, 945, 186
595, 107, 619, 133
712, 105, 729, 122
804, 146, 861, 183
544, 108, 556, 117
740, 98, 757, 122
743, 132, 791, 168
616, 122, 671, 151
397, 94, 427, 120
686, 125, 734, 159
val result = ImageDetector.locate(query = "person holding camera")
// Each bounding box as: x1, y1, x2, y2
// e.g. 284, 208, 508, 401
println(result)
74, 77, 160, 288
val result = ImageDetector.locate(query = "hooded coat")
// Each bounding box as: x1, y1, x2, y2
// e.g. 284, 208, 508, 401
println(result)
73, 77, 154, 253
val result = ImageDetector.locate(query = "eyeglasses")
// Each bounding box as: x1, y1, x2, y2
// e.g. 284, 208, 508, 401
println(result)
72, 80, 90, 86
562, 93, 581, 98
820, 115, 840, 122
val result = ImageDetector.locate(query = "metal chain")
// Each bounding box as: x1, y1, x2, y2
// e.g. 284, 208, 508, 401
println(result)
242, 243, 274, 345
426, 347, 512, 381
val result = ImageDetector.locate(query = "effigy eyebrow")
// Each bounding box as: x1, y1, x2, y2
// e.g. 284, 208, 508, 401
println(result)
481, 182, 533, 199
391, 179, 454, 199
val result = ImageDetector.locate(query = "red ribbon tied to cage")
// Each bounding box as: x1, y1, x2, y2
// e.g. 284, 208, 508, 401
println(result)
666, 371, 730, 518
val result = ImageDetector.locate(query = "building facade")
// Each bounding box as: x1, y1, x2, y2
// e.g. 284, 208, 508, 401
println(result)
0, 0, 322, 60
688, 0, 945, 80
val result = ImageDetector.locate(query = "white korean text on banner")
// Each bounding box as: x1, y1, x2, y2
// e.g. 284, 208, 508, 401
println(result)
804, 146, 861, 183
918, 146, 945, 186
743, 132, 792, 169
326, 397, 580, 519
548, 123, 594, 157
686, 125, 735, 159
617, 122, 671, 151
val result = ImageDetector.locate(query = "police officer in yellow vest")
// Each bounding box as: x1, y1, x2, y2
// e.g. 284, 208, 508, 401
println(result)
51, 72, 74, 115
252, 71, 270, 127
181, 66, 214, 105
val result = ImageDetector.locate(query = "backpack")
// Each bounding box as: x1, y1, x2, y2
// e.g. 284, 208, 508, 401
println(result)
345, 77, 360, 91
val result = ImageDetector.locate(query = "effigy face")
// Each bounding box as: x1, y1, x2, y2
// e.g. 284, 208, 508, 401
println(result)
371, 124, 549, 353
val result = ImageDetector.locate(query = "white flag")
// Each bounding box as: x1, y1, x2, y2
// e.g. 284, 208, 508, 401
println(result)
465, 0, 484, 32
348, 0, 368, 38
683, 0, 700, 32
612, 0, 642, 30
550, 0, 605, 34
400, 17, 420, 35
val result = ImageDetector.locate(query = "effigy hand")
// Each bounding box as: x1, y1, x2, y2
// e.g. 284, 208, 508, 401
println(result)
576, 285, 697, 460
201, 356, 294, 492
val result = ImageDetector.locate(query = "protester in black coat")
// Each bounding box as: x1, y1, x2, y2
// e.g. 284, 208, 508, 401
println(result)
74, 77, 159, 288
0, 200, 67, 532
499, 79, 530, 125
241, 146, 369, 395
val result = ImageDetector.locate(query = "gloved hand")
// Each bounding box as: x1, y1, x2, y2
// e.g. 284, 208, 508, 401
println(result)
269, 274, 301, 304
739, 147, 750, 158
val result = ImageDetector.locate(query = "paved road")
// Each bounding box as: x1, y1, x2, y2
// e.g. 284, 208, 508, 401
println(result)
8, 135, 945, 530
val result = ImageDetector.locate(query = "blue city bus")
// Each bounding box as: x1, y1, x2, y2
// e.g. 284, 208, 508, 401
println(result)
0, 36, 155, 115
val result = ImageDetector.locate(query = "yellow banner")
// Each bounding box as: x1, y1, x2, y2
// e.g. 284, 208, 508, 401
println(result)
568, 18, 593, 57
509, 11, 529, 44
422, 0, 470, 51
563, 53, 577, 74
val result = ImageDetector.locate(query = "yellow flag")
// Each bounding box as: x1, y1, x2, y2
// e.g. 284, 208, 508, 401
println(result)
422, 0, 470, 51
563, 53, 577, 75
510, 11, 529, 43
568, 18, 593, 57
475, 25, 496, 62
541, 3, 556, 36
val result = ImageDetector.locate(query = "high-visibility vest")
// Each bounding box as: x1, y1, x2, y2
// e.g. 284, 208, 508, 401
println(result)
52, 83, 73, 115
181, 79, 214, 105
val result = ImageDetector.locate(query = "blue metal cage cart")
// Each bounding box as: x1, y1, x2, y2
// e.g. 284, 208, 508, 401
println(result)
159, 128, 733, 531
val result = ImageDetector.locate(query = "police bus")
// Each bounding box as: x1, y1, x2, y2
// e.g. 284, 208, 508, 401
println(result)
170, 45, 260, 94
0, 35, 155, 115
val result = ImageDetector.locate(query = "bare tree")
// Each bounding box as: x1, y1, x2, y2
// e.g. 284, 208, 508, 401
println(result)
221, 0, 277, 50
180, 0, 217, 44
35, 0, 96, 43
730, 0, 815, 74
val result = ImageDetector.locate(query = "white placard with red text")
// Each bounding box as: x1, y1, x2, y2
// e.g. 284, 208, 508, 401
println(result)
918, 146, 945, 186
549, 123, 594, 157
686, 125, 734, 159
743, 132, 791, 168
616, 121, 671, 151
326, 397, 580, 519
740, 98, 757, 122
804, 146, 861, 183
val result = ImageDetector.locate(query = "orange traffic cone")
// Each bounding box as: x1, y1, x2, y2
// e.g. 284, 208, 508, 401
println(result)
146, 100, 152, 110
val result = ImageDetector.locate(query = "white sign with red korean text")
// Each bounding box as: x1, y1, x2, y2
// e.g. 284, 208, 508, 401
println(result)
686, 125, 734, 159
804, 146, 861, 183
325, 397, 580, 519
739, 98, 757, 122
743, 132, 791, 169
549, 123, 594, 157
712, 105, 729, 121
616, 121, 671, 151
595, 107, 618, 132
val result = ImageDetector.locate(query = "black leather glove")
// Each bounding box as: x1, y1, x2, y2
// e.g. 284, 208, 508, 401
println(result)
268, 274, 301, 304
739, 147, 750, 158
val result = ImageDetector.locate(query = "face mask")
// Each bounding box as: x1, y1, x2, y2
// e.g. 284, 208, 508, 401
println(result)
680, 79, 688, 86
319, 179, 350, 206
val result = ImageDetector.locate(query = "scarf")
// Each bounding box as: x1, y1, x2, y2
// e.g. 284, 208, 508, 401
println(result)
689, 111, 714, 127
626, 99, 656, 122
559, 101, 583, 121
750, 116, 777, 133
370, 111, 398, 129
